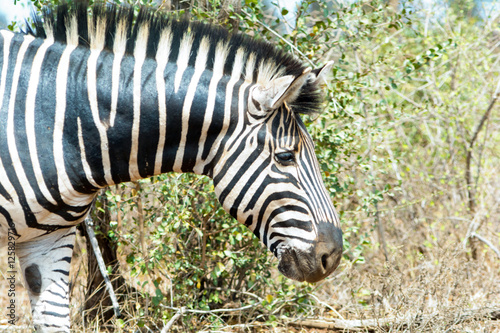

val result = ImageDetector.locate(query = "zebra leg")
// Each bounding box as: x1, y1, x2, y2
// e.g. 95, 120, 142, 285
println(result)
17, 227, 76, 333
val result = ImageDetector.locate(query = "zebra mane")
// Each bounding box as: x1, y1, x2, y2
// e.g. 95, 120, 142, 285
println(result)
25, 1, 323, 115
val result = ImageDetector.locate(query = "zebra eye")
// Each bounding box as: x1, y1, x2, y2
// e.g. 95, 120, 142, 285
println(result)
275, 151, 296, 166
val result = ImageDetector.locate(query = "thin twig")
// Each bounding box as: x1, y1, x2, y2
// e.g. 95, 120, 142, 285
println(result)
356, 49, 388, 261
390, 87, 424, 109
134, 180, 150, 315
465, 76, 500, 212
240, 10, 315, 67
134, 181, 147, 258
204, 287, 263, 302
471, 233, 500, 259
84, 217, 121, 318
307, 292, 345, 320
284, 306, 500, 331
161, 302, 260, 314
161, 307, 185, 333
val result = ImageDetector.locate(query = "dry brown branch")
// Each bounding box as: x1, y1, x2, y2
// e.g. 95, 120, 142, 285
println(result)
471, 233, 500, 259
134, 181, 147, 258
161, 307, 185, 333
161, 302, 261, 314
133, 181, 150, 316
115, 184, 122, 234
84, 217, 121, 318
465, 76, 500, 212
285, 307, 500, 332
355, 49, 388, 261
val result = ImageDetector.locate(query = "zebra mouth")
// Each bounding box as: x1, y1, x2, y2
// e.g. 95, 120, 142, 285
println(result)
276, 236, 342, 283
277, 247, 310, 282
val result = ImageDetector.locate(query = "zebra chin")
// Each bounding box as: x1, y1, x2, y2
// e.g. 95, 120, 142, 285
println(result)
276, 222, 343, 283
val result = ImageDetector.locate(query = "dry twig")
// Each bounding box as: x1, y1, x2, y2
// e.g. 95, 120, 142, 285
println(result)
161, 307, 185, 333
465, 76, 500, 212
285, 307, 500, 332
471, 233, 500, 259
84, 217, 121, 318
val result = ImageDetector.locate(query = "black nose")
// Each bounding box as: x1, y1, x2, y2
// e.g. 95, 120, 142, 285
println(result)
304, 222, 343, 282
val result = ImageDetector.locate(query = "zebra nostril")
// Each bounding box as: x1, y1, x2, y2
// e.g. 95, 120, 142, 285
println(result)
321, 253, 328, 270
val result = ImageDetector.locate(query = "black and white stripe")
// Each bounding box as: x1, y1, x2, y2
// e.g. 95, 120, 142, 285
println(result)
0, 2, 342, 331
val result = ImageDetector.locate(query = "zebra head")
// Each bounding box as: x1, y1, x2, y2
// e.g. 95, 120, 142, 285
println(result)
212, 63, 343, 283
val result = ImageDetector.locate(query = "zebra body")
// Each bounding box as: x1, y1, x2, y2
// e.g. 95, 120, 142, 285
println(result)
0, 2, 342, 331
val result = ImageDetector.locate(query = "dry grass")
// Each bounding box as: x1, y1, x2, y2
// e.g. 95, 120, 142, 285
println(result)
320, 245, 500, 332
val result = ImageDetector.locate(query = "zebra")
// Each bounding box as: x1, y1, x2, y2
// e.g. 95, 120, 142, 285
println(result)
0, 1, 343, 331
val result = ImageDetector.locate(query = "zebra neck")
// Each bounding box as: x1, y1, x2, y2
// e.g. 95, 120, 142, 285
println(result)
75, 49, 246, 187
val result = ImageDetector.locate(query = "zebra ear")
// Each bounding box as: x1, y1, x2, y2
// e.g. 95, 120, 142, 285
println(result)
309, 61, 333, 85
253, 68, 312, 111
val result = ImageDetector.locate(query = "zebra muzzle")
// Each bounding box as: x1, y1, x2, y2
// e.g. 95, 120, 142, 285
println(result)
277, 222, 343, 283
